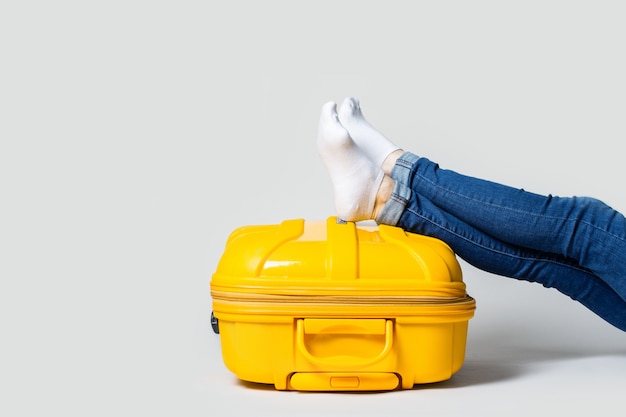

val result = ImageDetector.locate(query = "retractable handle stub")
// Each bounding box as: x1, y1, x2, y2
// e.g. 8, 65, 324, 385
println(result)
326, 217, 358, 279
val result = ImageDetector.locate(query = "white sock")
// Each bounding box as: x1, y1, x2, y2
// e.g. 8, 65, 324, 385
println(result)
317, 101, 384, 222
338, 97, 402, 168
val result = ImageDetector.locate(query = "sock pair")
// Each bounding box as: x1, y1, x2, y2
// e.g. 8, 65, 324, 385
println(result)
317, 97, 401, 222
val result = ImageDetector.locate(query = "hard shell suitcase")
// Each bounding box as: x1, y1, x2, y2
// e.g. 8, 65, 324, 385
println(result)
210, 217, 476, 391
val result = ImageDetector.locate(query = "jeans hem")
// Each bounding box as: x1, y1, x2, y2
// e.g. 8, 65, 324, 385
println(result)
376, 180, 411, 226
390, 152, 419, 185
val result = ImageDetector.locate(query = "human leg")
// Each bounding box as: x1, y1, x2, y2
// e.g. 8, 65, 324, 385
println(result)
388, 152, 626, 303
338, 97, 626, 302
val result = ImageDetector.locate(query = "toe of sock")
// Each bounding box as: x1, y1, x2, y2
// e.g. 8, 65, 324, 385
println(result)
339, 96, 360, 119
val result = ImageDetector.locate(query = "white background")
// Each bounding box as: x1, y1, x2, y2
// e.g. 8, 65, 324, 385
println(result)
2, 1, 626, 416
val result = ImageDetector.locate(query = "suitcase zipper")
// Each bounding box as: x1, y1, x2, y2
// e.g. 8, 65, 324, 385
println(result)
211, 289, 475, 307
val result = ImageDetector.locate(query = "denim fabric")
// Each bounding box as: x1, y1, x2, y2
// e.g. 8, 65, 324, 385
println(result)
377, 152, 626, 331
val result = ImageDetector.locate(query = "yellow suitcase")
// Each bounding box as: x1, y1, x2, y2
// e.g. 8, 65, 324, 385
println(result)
210, 217, 476, 391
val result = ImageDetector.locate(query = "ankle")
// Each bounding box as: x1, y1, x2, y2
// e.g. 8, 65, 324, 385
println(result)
372, 175, 395, 219
381, 149, 404, 176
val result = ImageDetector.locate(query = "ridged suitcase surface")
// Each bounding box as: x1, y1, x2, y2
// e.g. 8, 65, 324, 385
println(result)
210, 217, 476, 391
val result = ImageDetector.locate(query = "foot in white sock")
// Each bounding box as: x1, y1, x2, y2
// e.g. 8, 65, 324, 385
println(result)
317, 101, 385, 222
338, 97, 402, 169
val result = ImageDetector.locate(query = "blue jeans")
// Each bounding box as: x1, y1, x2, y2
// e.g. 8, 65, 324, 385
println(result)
377, 152, 626, 331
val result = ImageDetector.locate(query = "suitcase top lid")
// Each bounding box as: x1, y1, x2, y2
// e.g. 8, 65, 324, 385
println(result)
211, 216, 466, 297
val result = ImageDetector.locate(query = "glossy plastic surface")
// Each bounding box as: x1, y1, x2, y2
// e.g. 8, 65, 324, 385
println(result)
211, 217, 476, 391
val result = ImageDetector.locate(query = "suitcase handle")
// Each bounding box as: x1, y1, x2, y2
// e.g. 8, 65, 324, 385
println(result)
296, 319, 394, 368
